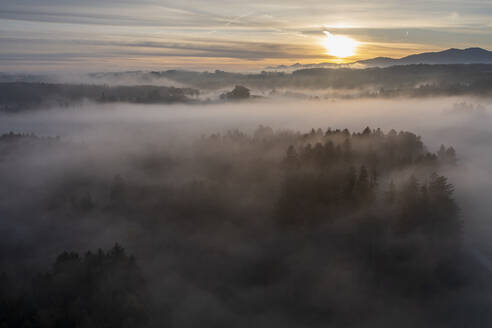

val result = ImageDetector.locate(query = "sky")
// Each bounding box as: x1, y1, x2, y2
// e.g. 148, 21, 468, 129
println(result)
0, 0, 491, 72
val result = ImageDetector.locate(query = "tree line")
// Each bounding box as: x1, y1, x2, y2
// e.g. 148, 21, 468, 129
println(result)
0, 126, 468, 327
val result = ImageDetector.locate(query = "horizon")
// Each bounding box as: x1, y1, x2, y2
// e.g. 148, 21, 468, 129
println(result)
2, 46, 492, 75
1, 0, 492, 73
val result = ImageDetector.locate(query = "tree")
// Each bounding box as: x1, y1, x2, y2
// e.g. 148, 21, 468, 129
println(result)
342, 138, 352, 162
385, 180, 396, 204
110, 174, 126, 203
356, 165, 370, 199
220, 85, 250, 100
343, 166, 357, 199
33, 245, 149, 328
438, 144, 447, 159
445, 147, 457, 165
426, 173, 462, 255
0, 245, 150, 328
396, 175, 420, 232
428, 173, 454, 201
370, 167, 379, 189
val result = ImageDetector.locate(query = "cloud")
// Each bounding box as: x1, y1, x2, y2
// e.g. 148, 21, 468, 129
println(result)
0, 0, 492, 71
449, 12, 460, 20
0, 37, 323, 64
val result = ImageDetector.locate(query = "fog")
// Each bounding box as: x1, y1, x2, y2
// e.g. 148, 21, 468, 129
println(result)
1, 96, 492, 327
2, 96, 492, 259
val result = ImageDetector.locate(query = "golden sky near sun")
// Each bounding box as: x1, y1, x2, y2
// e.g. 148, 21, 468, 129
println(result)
0, 0, 491, 71
322, 32, 360, 58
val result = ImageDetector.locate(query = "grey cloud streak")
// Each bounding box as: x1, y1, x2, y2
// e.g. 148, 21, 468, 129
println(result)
0, 0, 491, 71
0, 37, 320, 62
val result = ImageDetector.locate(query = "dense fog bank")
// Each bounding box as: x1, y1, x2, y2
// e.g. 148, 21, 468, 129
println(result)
1, 97, 491, 241
1, 97, 492, 327
1, 97, 491, 245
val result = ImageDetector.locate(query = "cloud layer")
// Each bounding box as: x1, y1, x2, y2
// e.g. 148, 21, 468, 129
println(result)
0, 0, 491, 71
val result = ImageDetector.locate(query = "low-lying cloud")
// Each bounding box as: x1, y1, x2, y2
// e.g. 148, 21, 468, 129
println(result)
1, 96, 492, 327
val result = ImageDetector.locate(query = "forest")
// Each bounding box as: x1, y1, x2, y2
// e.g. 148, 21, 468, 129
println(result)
2, 0, 492, 326
1, 64, 492, 112
97, 64, 492, 93
0, 83, 200, 112
0, 126, 474, 327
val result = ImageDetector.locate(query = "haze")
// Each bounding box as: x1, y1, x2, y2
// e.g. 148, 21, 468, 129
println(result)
2, 0, 492, 327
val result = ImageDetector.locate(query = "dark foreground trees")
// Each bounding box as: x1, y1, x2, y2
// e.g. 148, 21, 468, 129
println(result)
0, 245, 149, 328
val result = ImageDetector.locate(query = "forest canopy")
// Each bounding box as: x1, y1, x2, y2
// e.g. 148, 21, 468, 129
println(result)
0, 126, 467, 327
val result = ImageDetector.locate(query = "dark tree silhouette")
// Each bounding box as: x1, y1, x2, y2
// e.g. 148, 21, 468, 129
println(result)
0, 245, 149, 328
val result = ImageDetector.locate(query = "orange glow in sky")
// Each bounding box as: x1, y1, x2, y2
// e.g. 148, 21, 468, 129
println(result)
323, 32, 359, 58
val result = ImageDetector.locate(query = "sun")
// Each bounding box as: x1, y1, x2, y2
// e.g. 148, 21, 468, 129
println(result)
323, 31, 359, 58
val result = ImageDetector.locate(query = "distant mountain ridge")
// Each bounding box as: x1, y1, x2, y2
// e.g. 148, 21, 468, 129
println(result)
359, 47, 492, 66
266, 47, 492, 70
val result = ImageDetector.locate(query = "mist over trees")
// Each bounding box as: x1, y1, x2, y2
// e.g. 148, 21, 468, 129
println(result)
1, 63, 492, 112
96, 64, 492, 95
0, 83, 199, 112
1, 0, 492, 324
220, 85, 251, 100
0, 124, 478, 327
